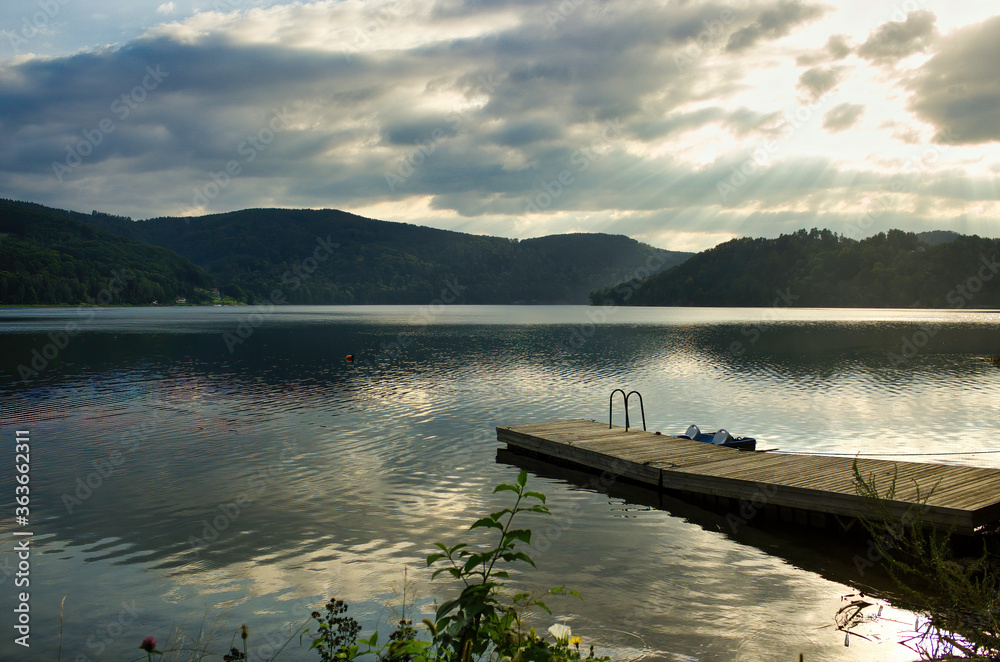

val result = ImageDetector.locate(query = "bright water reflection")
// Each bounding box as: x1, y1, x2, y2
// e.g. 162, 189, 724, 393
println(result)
1, 306, 998, 661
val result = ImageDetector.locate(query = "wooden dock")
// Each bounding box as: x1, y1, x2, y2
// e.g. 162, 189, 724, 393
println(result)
496, 419, 1000, 535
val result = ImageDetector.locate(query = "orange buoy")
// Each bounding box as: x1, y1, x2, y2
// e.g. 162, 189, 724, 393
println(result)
346, 354, 354, 363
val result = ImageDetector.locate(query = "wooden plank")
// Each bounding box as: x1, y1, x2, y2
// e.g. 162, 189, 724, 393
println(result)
498, 428, 660, 485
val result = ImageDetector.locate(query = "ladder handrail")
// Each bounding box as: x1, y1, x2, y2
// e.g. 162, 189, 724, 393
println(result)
626, 390, 646, 432
608, 389, 646, 431
609, 388, 627, 429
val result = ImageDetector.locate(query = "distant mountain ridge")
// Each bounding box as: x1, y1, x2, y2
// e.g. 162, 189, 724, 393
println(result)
593, 228, 1000, 308
1, 200, 691, 305
916, 230, 963, 246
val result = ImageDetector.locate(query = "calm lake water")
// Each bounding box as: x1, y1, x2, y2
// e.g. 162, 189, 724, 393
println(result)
1, 305, 999, 661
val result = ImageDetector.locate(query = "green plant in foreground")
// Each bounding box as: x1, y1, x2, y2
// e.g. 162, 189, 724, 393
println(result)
307, 599, 363, 661
304, 470, 607, 662
127, 471, 606, 661
425, 469, 600, 662
853, 460, 1000, 661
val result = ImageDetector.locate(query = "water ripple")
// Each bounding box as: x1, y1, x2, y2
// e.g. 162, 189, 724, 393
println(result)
1, 307, 995, 661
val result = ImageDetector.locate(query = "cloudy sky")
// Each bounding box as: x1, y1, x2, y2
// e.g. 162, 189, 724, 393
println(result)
1, 0, 998, 251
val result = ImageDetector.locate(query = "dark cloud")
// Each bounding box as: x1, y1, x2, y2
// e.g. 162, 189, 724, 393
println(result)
488, 120, 563, 147
907, 15, 1000, 145
725, 0, 828, 52
381, 118, 460, 146
857, 9, 936, 63
798, 66, 842, 101
827, 34, 851, 59
822, 103, 864, 132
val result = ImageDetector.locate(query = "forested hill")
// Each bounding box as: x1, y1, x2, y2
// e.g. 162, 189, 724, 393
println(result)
592, 228, 1000, 308
2, 200, 690, 305
78, 206, 689, 304
0, 200, 212, 305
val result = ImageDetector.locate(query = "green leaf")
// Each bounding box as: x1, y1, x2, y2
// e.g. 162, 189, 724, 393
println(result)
494, 483, 519, 494
463, 554, 484, 575
426, 553, 444, 566
534, 599, 551, 614
524, 490, 547, 503
490, 508, 513, 520
431, 567, 463, 580
436, 598, 459, 620
469, 517, 504, 531
493, 570, 510, 579
500, 551, 536, 567
528, 505, 551, 514
504, 529, 532, 545
517, 470, 528, 487
511, 592, 530, 603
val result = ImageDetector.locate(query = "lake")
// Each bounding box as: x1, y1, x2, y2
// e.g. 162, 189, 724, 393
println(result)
1, 305, 999, 661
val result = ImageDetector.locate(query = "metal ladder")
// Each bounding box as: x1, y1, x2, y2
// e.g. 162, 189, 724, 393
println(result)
609, 389, 645, 431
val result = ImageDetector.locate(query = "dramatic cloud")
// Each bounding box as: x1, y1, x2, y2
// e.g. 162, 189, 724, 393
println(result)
726, 0, 828, 52
798, 67, 843, 100
858, 9, 937, 63
826, 34, 852, 59
907, 14, 1000, 145
822, 103, 865, 132
0, 0, 999, 251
